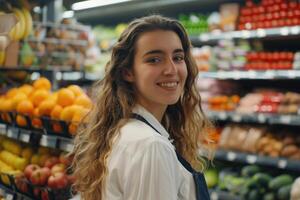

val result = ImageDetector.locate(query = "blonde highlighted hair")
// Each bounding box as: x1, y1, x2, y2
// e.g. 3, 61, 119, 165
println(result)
71, 15, 213, 200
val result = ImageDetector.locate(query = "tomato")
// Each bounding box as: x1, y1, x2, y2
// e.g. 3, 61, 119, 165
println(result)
280, 3, 288, 10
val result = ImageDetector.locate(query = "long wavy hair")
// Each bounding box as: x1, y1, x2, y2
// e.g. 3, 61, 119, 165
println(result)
71, 15, 213, 200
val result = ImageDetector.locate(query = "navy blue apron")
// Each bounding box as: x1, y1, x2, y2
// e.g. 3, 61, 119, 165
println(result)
132, 114, 210, 200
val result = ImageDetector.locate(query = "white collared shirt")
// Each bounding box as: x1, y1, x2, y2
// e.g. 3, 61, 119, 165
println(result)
104, 105, 196, 200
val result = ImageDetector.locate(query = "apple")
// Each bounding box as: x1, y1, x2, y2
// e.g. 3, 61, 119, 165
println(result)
14, 173, 28, 193
44, 156, 59, 169
47, 172, 69, 189
30, 168, 51, 185
67, 174, 76, 185
59, 152, 72, 166
24, 164, 40, 179
51, 163, 66, 174
41, 189, 50, 200
34, 188, 41, 198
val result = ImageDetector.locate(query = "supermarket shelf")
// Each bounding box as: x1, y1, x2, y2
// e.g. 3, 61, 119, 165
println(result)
0, 66, 83, 74
0, 183, 33, 200
207, 111, 300, 126
209, 189, 241, 200
0, 123, 74, 152
33, 21, 89, 32
198, 70, 300, 80
215, 149, 300, 172
191, 26, 300, 44
26, 37, 88, 46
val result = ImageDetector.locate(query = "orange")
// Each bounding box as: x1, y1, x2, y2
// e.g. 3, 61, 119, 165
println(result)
11, 93, 27, 110
72, 108, 89, 123
16, 115, 27, 127
60, 105, 82, 122
33, 77, 51, 90
57, 88, 75, 107
18, 84, 34, 96
50, 105, 63, 119
32, 108, 42, 128
6, 88, 18, 98
68, 124, 77, 135
16, 100, 34, 115
2, 99, 13, 112
74, 94, 92, 109
48, 92, 58, 102
30, 89, 50, 107
53, 123, 62, 133
38, 99, 56, 116
67, 85, 84, 97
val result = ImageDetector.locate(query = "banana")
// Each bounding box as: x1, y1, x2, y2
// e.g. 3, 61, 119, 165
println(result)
22, 8, 32, 38
13, 8, 25, 40
0, 51, 5, 66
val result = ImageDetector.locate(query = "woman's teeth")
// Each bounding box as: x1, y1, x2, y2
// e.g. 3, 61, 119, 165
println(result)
158, 82, 178, 87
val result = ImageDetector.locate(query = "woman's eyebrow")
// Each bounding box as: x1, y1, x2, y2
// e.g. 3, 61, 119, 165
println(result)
143, 48, 184, 57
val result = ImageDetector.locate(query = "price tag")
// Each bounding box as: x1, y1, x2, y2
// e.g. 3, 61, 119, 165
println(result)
290, 26, 300, 35
232, 114, 242, 122
258, 114, 266, 123
280, 116, 291, 124
218, 112, 227, 120
287, 70, 296, 78
257, 29, 266, 37
227, 152, 237, 161
19, 131, 31, 143
280, 27, 289, 36
277, 159, 287, 169
217, 71, 227, 79
6, 193, 13, 200
40, 135, 48, 146
265, 71, 275, 78
210, 191, 219, 200
199, 34, 209, 42
249, 70, 257, 79
7, 127, 19, 139
0, 123, 6, 134
246, 155, 257, 164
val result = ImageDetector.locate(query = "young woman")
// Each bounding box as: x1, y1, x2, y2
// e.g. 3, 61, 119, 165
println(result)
71, 15, 213, 200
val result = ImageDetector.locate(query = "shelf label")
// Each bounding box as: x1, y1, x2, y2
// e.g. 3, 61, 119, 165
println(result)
280, 116, 291, 124
280, 27, 289, 35
248, 70, 257, 79
6, 193, 13, 200
227, 152, 236, 161
265, 71, 275, 78
7, 127, 19, 139
290, 26, 300, 35
19, 131, 31, 143
277, 159, 287, 169
232, 114, 242, 122
246, 155, 257, 164
40, 135, 48, 146
0, 123, 6, 134
218, 112, 227, 120
257, 114, 266, 123
40, 135, 57, 148
210, 191, 219, 200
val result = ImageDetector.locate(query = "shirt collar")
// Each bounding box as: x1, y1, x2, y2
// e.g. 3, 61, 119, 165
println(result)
132, 104, 170, 140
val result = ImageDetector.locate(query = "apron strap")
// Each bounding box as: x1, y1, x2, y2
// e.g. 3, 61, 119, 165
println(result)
131, 113, 210, 200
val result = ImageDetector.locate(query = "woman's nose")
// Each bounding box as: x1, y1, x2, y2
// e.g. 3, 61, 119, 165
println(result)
163, 57, 177, 75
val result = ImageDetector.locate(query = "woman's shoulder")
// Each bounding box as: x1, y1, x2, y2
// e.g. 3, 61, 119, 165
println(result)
114, 119, 174, 152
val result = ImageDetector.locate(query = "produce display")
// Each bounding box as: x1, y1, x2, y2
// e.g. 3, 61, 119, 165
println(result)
0, 136, 74, 200
238, 0, 300, 30
204, 164, 298, 200
0, 77, 91, 136
218, 123, 300, 160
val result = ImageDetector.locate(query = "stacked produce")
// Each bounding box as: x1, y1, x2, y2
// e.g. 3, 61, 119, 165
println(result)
208, 95, 240, 111
245, 51, 295, 70
238, 0, 300, 30
0, 136, 74, 200
205, 165, 296, 200
0, 77, 91, 136
236, 90, 300, 115
218, 123, 300, 160
179, 14, 209, 35
0, 7, 32, 66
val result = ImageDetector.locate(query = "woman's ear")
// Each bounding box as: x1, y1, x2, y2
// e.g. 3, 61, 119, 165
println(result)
122, 68, 135, 82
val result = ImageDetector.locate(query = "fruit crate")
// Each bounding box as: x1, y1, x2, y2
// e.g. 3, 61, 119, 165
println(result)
41, 117, 72, 138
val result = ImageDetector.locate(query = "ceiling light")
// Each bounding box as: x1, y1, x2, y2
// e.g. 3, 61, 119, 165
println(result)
63, 10, 74, 18
72, 0, 132, 11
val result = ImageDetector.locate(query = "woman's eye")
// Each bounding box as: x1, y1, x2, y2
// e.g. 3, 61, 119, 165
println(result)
147, 57, 161, 63
173, 55, 184, 62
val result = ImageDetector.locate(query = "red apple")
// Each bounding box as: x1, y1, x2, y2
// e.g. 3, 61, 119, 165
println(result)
47, 172, 69, 189
34, 188, 41, 198
14, 173, 28, 193
41, 189, 50, 200
24, 164, 40, 179
44, 157, 59, 169
59, 152, 72, 166
51, 163, 66, 174
30, 168, 51, 185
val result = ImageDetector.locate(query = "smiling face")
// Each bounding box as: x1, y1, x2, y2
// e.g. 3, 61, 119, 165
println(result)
124, 30, 188, 120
